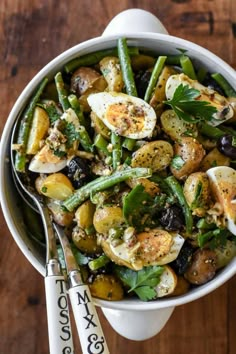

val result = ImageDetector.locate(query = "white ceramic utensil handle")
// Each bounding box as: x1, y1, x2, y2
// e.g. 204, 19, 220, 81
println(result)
69, 283, 109, 354
45, 274, 74, 354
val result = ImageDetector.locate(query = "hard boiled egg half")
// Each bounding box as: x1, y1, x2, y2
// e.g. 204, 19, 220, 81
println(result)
206, 166, 236, 235
87, 92, 157, 139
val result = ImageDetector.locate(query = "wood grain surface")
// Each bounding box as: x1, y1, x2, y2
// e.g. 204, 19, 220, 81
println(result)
0, 1, 236, 353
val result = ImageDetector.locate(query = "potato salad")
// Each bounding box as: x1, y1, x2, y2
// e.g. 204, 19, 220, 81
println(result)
13, 38, 236, 301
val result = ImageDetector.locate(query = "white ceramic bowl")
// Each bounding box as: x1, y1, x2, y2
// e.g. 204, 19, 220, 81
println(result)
1, 9, 236, 341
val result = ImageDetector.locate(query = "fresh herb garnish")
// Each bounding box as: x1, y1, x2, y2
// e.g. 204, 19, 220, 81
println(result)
123, 184, 166, 231
171, 155, 185, 170
115, 265, 164, 301
164, 84, 217, 123
38, 102, 61, 124
62, 121, 80, 148
53, 149, 67, 158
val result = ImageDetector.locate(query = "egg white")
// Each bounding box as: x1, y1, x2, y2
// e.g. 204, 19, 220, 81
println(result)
206, 166, 236, 235
87, 92, 157, 139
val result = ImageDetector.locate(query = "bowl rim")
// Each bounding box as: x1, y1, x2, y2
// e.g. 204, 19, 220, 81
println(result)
1, 32, 236, 311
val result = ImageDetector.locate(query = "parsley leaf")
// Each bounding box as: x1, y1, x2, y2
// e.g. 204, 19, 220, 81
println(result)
164, 84, 217, 123
38, 102, 61, 124
115, 265, 164, 301
123, 184, 167, 231
62, 121, 80, 148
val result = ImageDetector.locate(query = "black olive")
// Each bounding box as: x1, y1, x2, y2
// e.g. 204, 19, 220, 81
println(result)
217, 134, 236, 159
159, 205, 184, 231
171, 241, 195, 275
65, 156, 92, 189
202, 74, 225, 96
135, 70, 152, 99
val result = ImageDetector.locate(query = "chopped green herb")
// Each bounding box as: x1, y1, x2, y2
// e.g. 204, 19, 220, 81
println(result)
164, 84, 217, 123
123, 184, 166, 231
38, 102, 61, 124
53, 149, 67, 158
62, 121, 80, 148
115, 265, 164, 301
41, 186, 47, 193
171, 155, 185, 170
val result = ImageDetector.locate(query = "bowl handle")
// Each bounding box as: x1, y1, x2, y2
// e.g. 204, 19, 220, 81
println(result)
101, 306, 175, 341
102, 8, 168, 36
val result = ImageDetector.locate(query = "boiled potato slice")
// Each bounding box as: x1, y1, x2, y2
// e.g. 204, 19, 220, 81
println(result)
170, 137, 205, 180
89, 274, 124, 301
160, 109, 197, 142
47, 200, 74, 227
183, 172, 211, 217
75, 200, 96, 230
99, 56, 124, 92
168, 276, 190, 297
184, 248, 217, 285
72, 227, 102, 254
131, 140, 173, 172
150, 66, 176, 117
93, 206, 125, 234
26, 106, 50, 154
155, 265, 177, 297
40, 173, 74, 200
215, 240, 236, 269
200, 147, 230, 171
126, 177, 160, 197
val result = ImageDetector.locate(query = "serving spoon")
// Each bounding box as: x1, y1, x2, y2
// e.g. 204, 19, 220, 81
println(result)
11, 120, 110, 354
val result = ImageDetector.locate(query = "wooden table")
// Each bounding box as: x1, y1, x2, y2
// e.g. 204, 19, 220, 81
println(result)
0, 1, 235, 353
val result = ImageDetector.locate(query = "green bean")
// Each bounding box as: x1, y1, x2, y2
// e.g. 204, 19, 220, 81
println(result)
198, 123, 225, 139
144, 56, 167, 102
88, 254, 110, 271
62, 167, 152, 212
196, 218, 216, 230
220, 125, 236, 137
67, 94, 93, 152
118, 38, 138, 97
64, 47, 139, 73
14, 77, 48, 172
165, 175, 193, 234
117, 38, 137, 149
68, 94, 86, 126
122, 137, 136, 151
77, 126, 94, 153
54, 72, 70, 111
111, 132, 122, 169
211, 73, 236, 97
94, 134, 111, 156
198, 230, 215, 247
165, 54, 183, 66
197, 67, 207, 83
180, 55, 197, 80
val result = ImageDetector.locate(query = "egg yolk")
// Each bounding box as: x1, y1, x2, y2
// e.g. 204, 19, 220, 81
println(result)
105, 102, 145, 135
